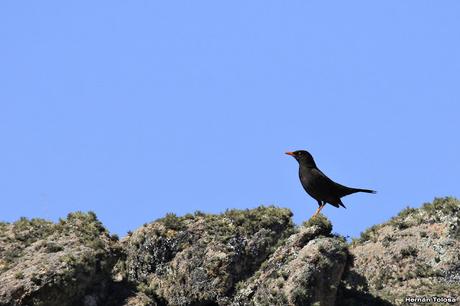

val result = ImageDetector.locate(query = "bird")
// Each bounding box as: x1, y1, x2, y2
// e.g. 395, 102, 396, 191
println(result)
285, 150, 376, 218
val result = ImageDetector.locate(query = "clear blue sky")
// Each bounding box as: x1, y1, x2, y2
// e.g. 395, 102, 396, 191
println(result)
1, 1, 459, 238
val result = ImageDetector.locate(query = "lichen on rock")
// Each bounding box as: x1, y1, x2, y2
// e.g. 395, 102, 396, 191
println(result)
233, 214, 348, 306
344, 197, 460, 305
122, 206, 295, 305
1, 198, 460, 306
0, 212, 120, 306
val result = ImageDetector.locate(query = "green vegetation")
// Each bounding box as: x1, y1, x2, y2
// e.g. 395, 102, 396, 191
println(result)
0, 221, 9, 232
422, 196, 460, 216
14, 271, 24, 279
157, 213, 187, 231
353, 197, 460, 244
154, 205, 294, 239
0, 218, 54, 264
223, 206, 293, 233
55, 211, 109, 251
395, 206, 418, 219
45, 242, 63, 253
11, 217, 54, 245
0, 211, 113, 271
1, 199, 459, 306
400, 246, 418, 258
352, 224, 380, 244
128, 205, 296, 305
381, 234, 396, 247
302, 214, 332, 234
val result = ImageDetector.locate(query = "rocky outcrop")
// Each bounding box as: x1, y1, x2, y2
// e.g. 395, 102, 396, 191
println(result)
233, 216, 348, 306
0, 212, 120, 306
121, 206, 295, 305
343, 197, 460, 305
1, 198, 459, 306
119, 209, 347, 306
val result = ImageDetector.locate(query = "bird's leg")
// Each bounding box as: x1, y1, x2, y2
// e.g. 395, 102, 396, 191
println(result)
313, 203, 326, 217
312, 201, 326, 218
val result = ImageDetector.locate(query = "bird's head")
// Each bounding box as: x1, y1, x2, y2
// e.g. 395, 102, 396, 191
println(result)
285, 150, 316, 167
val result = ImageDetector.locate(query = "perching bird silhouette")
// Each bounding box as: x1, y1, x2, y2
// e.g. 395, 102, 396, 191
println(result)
286, 150, 376, 218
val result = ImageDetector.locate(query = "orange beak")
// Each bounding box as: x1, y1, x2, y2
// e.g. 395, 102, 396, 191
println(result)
285, 152, 295, 156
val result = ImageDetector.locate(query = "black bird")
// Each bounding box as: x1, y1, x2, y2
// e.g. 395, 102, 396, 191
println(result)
286, 150, 376, 218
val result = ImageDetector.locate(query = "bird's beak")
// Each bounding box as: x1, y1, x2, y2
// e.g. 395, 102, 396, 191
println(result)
285, 152, 295, 156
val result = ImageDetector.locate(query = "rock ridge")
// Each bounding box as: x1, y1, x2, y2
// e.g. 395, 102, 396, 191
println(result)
0, 198, 459, 305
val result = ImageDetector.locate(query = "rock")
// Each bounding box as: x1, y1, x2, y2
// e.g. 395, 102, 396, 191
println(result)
233, 215, 348, 306
122, 206, 295, 305
344, 197, 460, 305
0, 212, 119, 306
2, 198, 460, 306
120, 292, 160, 306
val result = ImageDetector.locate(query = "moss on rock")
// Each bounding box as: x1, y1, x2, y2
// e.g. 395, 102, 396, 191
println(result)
0, 212, 120, 306
122, 206, 294, 305
346, 197, 460, 305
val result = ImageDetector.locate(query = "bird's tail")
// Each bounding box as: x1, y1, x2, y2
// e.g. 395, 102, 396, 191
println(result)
352, 188, 377, 194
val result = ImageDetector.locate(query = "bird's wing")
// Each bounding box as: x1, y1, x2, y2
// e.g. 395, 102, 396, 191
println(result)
310, 168, 353, 198
308, 168, 337, 194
